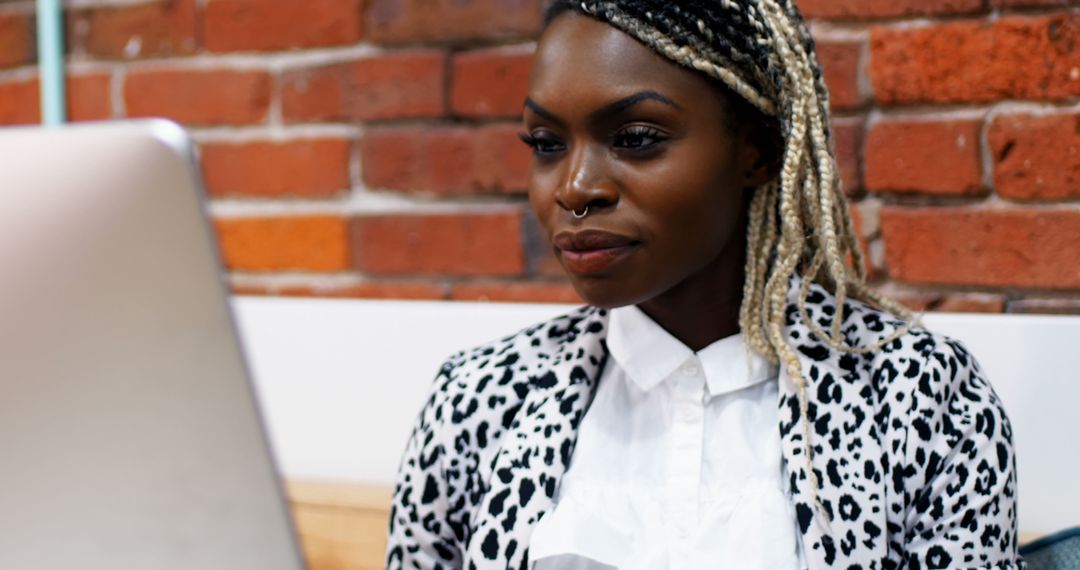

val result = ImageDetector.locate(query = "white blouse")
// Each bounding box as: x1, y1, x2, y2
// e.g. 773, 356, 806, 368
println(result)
529, 305, 806, 570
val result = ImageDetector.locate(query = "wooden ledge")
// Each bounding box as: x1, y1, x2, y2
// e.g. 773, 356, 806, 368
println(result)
285, 480, 392, 570
286, 480, 393, 511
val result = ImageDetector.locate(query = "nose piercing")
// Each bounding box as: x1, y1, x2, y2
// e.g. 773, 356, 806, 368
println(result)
572, 206, 589, 219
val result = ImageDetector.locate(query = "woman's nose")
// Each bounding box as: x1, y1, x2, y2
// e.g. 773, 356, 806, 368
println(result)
557, 145, 618, 215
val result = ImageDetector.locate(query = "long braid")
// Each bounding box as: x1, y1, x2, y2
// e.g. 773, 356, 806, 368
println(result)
547, 0, 917, 519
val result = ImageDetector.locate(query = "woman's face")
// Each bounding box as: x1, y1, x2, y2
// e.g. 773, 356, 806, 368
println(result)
524, 13, 770, 309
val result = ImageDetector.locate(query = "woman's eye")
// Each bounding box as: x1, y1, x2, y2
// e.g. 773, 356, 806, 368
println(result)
518, 132, 565, 156
613, 126, 667, 152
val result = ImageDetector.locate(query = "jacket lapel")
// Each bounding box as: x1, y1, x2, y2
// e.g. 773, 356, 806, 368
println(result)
781, 281, 889, 569
463, 289, 890, 569
464, 307, 610, 570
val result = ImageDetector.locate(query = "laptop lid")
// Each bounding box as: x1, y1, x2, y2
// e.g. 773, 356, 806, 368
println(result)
0, 120, 305, 570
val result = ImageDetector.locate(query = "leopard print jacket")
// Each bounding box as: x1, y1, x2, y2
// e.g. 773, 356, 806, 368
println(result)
386, 280, 1023, 569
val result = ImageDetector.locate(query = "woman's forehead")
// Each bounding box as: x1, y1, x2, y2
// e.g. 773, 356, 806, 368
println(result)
529, 13, 717, 108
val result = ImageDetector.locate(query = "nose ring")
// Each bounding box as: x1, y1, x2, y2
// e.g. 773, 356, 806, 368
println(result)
572, 206, 589, 219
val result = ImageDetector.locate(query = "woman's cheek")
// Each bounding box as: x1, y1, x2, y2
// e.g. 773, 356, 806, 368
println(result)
527, 176, 557, 230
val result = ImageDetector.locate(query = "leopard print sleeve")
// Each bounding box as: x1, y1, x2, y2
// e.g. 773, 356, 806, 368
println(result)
386, 356, 465, 570
901, 335, 1023, 569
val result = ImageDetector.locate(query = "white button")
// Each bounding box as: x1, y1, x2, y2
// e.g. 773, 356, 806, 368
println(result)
681, 362, 700, 376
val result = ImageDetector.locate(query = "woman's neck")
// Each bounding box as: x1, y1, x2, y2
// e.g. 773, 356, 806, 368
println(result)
636, 233, 747, 352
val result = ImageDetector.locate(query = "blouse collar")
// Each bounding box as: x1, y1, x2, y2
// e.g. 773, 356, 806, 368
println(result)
606, 304, 778, 397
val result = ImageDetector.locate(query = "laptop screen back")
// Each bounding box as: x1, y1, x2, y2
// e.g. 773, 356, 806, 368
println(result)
0, 121, 304, 570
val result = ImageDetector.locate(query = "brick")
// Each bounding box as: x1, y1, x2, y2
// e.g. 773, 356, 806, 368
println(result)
849, 203, 879, 278
523, 210, 564, 277
880, 207, 1080, 289
351, 211, 526, 276
200, 138, 351, 198
69, 74, 113, 121
935, 294, 1007, 313
278, 281, 448, 300
816, 41, 864, 111
451, 47, 533, 118
1006, 297, 1080, 315
799, 0, 982, 19
832, 117, 863, 195
360, 124, 530, 194
0, 74, 112, 125
366, 0, 542, 43
990, 0, 1072, 7
988, 112, 1080, 201
230, 284, 272, 296
0, 78, 39, 125
205, 0, 363, 53
282, 51, 445, 123
125, 69, 271, 126
884, 288, 940, 312
876, 290, 1005, 313
871, 15, 1080, 105
865, 119, 985, 196
0, 11, 34, 69
450, 281, 582, 303
81, 0, 197, 58
214, 216, 350, 272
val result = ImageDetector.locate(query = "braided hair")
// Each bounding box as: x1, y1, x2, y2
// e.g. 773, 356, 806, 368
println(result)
544, 0, 916, 507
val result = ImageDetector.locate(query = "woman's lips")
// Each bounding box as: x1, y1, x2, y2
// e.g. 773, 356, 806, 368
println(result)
553, 230, 641, 275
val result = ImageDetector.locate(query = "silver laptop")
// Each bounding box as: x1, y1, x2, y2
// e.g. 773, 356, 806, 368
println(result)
0, 121, 305, 569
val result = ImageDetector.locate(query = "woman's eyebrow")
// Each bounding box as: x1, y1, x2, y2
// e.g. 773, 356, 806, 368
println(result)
589, 91, 682, 121
523, 97, 563, 124
523, 90, 682, 124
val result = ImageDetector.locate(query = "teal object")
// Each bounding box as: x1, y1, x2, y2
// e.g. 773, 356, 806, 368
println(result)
1021, 527, 1080, 569
36, 0, 66, 125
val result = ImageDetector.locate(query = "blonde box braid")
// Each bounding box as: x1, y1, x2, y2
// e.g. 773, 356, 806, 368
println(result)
546, 0, 918, 515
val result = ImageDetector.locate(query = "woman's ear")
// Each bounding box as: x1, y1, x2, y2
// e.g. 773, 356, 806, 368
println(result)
717, 83, 782, 188
739, 116, 782, 187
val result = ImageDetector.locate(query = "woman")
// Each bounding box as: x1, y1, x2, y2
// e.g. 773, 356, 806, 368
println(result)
387, 1, 1022, 568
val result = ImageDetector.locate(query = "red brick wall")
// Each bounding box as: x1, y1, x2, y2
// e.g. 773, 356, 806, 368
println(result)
2, 0, 1079, 313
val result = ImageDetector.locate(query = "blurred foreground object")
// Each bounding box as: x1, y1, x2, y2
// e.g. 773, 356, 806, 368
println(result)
1021, 527, 1080, 570
0, 121, 304, 570
35, 0, 65, 125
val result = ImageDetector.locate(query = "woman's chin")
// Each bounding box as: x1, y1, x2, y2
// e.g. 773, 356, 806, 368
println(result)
568, 278, 646, 310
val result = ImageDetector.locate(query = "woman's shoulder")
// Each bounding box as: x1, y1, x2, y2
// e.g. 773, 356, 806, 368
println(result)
438, 304, 605, 375
424, 304, 608, 415
795, 282, 1016, 509
793, 280, 999, 414
798, 287, 1020, 565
